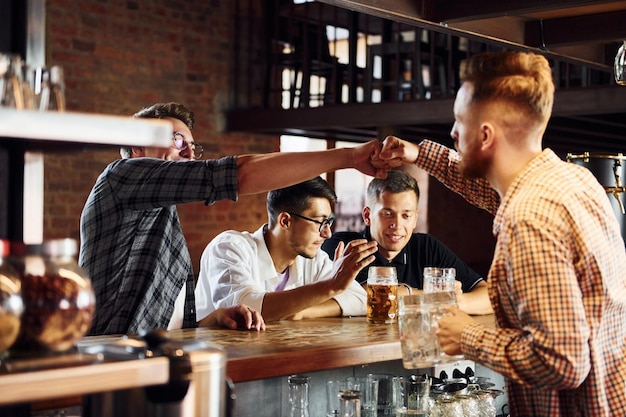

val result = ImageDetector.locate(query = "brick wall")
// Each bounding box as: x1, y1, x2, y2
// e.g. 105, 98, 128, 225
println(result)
42, 0, 496, 280
43, 0, 273, 274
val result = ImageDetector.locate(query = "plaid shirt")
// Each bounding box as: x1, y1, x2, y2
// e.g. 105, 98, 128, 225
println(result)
418, 140, 626, 416
79, 156, 238, 335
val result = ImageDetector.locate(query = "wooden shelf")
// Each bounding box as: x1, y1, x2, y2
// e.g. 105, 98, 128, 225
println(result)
0, 109, 172, 149
0, 356, 169, 405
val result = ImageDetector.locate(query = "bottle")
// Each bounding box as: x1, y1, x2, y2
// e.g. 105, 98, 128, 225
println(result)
338, 389, 361, 417
0, 239, 23, 355
287, 374, 311, 417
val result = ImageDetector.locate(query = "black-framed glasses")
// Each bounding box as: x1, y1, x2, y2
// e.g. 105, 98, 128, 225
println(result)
288, 212, 335, 233
173, 131, 204, 159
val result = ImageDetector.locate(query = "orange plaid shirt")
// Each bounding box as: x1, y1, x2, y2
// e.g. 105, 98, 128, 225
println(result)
417, 140, 626, 416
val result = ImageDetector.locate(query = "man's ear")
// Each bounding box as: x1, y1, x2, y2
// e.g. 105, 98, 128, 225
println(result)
481, 122, 495, 150
131, 146, 145, 157
362, 206, 371, 226
279, 212, 291, 229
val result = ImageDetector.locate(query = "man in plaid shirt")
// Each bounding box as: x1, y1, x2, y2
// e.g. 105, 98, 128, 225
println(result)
376, 52, 626, 416
79, 102, 387, 336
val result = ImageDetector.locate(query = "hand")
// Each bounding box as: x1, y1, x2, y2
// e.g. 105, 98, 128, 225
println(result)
330, 239, 378, 293
205, 304, 266, 331
350, 140, 388, 178
436, 306, 474, 356
378, 136, 420, 167
455, 280, 463, 297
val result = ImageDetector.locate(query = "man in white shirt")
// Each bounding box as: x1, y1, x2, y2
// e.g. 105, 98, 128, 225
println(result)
194, 177, 377, 322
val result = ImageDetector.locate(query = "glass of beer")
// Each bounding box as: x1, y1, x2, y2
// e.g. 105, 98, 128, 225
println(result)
366, 266, 398, 324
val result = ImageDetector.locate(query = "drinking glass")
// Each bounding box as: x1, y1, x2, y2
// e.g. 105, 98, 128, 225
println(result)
394, 374, 430, 417
423, 267, 463, 362
423, 267, 456, 296
34, 65, 66, 112
366, 373, 395, 416
346, 376, 378, 417
398, 294, 440, 369
326, 379, 349, 417
0, 54, 26, 109
366, 266, 398, 324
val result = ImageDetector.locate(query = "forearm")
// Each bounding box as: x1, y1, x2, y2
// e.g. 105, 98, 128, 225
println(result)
261, 280, 339, 321
289, 299, 342, 320
457, 286, 493, 315
236, 148, 355, 195
416, 140, 500, 214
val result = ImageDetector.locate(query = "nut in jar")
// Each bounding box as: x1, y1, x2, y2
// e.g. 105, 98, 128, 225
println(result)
0, 239, 23, 355
11, 239, 95, 352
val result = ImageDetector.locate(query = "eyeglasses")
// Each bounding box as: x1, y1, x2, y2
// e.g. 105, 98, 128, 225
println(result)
173, 131, 204, 159
288, 212, 335, 233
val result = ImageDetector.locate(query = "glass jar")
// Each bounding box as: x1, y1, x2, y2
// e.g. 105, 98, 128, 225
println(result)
0, 239, 23, 355
338, 389, 361, 417
12, 239, 95, 352
287, 374, 311, 417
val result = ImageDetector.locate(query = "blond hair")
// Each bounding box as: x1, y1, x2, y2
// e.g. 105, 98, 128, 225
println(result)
460, 52, 554, 124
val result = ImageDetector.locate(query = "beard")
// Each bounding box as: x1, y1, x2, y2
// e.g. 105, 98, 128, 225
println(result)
458, 139, 490, 179
289, 237, 317, 259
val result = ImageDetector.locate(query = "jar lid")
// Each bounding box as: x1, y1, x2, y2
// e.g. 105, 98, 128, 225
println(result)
338, 389, 361, 400
288, 375, 310, 384
42, 238, 77, 257
9, 241, 43, 256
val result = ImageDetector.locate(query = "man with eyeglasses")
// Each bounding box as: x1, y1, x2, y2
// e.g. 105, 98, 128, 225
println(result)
79, 102, 386, 335
322, 170, 492, 315
186, 177, 376, 323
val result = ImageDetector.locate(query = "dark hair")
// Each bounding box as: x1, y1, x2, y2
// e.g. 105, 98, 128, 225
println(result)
366, 170, 419, 206
267, 177, 337, 228
121, 102, 195, 158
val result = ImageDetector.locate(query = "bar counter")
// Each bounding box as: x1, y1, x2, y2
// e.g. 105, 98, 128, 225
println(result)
167, 314, 495, 383
170, 316, 401, 382
0, 314, 498, 416
181, 314, 498, 417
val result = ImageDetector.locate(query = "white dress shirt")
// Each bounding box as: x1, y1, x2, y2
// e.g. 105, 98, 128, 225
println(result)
193, 225, 367, 322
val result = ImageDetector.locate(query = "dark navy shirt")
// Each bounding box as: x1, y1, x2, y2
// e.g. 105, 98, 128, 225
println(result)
321, 227, 484, 291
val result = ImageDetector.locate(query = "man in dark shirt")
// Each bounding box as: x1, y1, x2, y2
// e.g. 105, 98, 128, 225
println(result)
322, 170, 492, 315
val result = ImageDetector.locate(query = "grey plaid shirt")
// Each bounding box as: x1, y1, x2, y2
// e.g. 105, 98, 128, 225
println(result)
79, 156, 238, 335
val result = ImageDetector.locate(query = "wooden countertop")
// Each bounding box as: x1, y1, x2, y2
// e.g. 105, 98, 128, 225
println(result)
0, 355, 169, 405
166, 315, 495, 383
0, 315, 494, 406
168, 317, 400, 382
